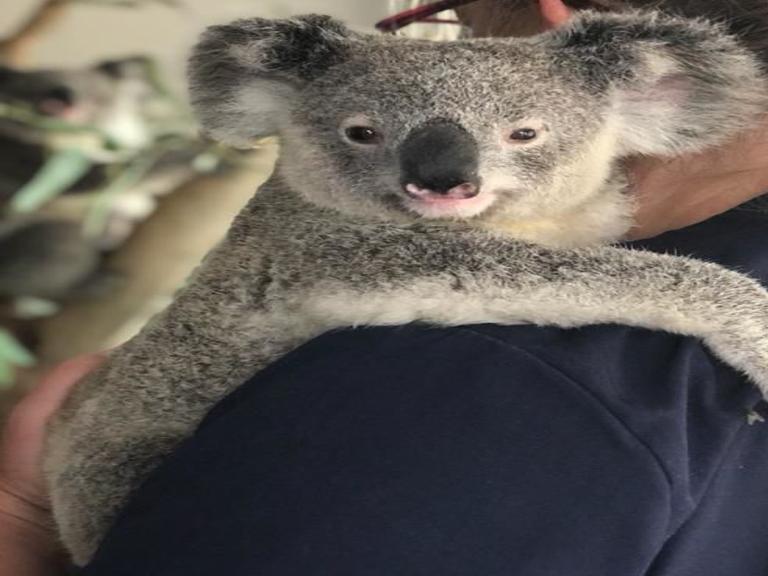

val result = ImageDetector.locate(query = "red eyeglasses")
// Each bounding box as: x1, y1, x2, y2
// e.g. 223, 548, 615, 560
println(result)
375, 0, 479, 33
375, 0, 614, 33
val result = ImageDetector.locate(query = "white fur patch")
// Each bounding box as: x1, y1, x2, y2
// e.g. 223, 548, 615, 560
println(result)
481, 118, 632, 247
297, 278, 713, 338
213, 78, 296, 146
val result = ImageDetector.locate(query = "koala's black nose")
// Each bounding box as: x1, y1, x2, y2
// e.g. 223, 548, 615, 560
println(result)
399, 120, 479, 194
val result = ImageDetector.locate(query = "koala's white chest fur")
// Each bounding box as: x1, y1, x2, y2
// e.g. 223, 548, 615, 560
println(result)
482, 187, 634, 247
482, 118, 634, 247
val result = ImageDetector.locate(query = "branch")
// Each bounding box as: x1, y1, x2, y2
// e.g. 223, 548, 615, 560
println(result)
0, 0, 71, 66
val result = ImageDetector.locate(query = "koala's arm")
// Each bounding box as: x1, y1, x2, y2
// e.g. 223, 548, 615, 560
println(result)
286, 220, 768, 396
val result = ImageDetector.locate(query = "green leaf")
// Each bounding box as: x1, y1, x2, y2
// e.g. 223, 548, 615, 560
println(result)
0, 102, 109, 139
0, 328, 35, 388
13, 297, 60, 319
0, 361, 12, 388
0, 329, 35, 366
10, 148, 93, 213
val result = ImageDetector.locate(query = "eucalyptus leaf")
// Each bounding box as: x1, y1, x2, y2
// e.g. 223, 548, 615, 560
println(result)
0, 329, 35, 366
10, 148, 93, 213
0, 102, 108, 139
13, 297, 60, 319
0, 360, 12, 388
0, 328, 35, 388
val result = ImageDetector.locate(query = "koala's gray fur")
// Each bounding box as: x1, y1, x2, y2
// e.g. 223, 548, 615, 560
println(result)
45, 10, 768, 564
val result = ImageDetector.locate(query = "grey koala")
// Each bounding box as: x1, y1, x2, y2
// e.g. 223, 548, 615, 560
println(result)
0, 57, 160, 184
45, 10, 768, 565
0, 57, 176, 302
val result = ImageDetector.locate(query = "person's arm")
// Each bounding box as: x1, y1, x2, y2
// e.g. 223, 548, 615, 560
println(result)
625, 123, 768, 240
0, 489, 62, 576
0, 355, 103, 575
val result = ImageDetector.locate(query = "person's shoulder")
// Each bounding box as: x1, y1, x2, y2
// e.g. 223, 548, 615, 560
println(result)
461, 322, 764, 522
79, 323, 723, 575
209, 321, 763, 533
463, 322, 758, 414
216, 321, 759, 465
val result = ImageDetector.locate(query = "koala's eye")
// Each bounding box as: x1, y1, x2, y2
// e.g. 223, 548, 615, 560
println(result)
509, 128, 537, 142
344, 126, 382, 145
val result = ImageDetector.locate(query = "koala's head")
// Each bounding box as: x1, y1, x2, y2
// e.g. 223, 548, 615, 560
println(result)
189, 12, 766, 226
0, 57, 159, 148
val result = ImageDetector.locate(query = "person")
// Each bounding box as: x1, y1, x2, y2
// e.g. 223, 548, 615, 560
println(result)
2, 0, 768, 573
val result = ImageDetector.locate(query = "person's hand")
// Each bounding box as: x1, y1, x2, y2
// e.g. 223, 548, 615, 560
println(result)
0, 354, 104, 574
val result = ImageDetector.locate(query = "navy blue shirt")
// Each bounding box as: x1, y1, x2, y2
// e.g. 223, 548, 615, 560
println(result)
82, 202, 768, 576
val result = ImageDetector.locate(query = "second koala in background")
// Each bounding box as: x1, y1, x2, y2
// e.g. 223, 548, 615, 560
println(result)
0, 58, 215, 303
46, 10, 768, 565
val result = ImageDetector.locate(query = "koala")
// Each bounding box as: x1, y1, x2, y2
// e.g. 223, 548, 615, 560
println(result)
0, 57, 210, 301
45, 11, 768, 565
0, 56, 159, 196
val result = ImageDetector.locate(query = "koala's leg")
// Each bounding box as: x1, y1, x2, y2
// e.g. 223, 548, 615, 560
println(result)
296, 238, 768, 397
44, 244, 308, 566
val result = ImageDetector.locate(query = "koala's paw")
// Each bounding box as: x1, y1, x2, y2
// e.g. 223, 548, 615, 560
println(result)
701, 277, 768, 399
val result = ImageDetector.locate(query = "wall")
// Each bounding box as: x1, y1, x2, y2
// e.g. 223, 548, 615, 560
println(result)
1, 0, 389, 87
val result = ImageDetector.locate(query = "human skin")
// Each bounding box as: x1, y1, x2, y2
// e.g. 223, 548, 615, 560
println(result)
0, 355, 104, 575
457, 0, 768, 240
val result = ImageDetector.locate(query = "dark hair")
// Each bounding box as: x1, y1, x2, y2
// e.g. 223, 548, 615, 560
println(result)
471, 0, 768, 62
616, 0, 768, 62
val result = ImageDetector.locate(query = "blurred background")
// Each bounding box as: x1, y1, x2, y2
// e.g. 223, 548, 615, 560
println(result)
0, 0, 463, 416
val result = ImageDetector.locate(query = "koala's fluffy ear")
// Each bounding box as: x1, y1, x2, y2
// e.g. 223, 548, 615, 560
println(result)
188, 15, 352, 147
542, 11, 768, 156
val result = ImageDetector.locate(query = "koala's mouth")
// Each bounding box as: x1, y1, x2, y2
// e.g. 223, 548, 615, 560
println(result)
401, 184, 497, 220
